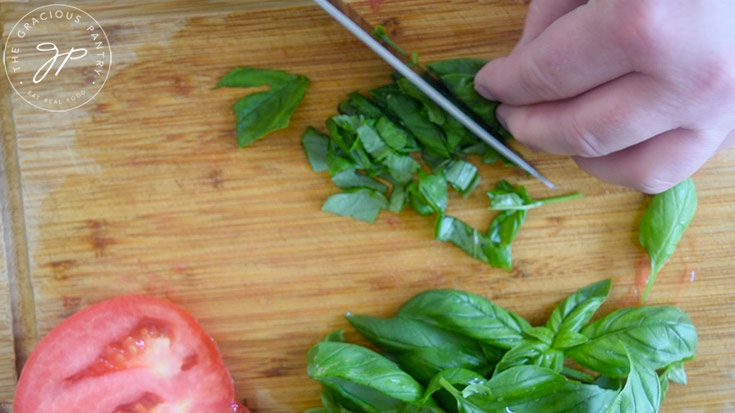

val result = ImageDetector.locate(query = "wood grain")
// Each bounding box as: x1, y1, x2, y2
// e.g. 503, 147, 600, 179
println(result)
1, 0, 735, 412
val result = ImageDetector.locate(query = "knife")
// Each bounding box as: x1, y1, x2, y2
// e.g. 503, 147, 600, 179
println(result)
313, 0, 556, 189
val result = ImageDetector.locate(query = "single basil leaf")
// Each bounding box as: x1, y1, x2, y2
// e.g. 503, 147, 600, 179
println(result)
339, 92, 385, 118
435, 215, 493, 264
639, 177, 697, 301
217, 67, 309, 147
302, 127, 330, 172
444, 160, 479, 197
322, 189, 388, 223
331, 169, 388, 193
408, 182, 435, 216
397, 77, 446, 125
307, 341, 425, 410
383, 152, 421, 185
547, 279, 612, 335
470, 366, 618, 413
494, 339, 547, 373
397, 289, 531, 349
388, 182, 408, 213
347, 314, 491, 382
418, 171, 448, 214
569, 306, 698, 377
324, 330, 345, 343
371, 86, 450, 158
606, 348, 661, 413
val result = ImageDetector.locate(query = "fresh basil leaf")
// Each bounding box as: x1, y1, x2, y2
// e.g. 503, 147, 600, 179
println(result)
371, 86, 450, 158
444, 160, 479, 197
397, 289, 531, 349
547, 279, 612, 336
331, 169, 388, 193
479, 342, 506, 364
537, 348, 565, 372
594, 375, 623, 391
339, 92, 386, 118
217, 67, 309, 147
311, 390, 357, 413
562, 367, 596, 384
322, 189, 388, 223
397, 77, 446, 125
470, 366, 618, 413
302, 127, 330, 172
327, 117, 356, 156
484, 243, 512, 271
442, 116, 474, 153
431, 72, 499, 131
347, 314, 490, 382
639, 178, 697, 301
422, 151, 452, 173
327, 141, 355, 177
307, 341, 426, 411
418, 171, 448, 214
569, 306, 698, 377
606, 348, 661, 413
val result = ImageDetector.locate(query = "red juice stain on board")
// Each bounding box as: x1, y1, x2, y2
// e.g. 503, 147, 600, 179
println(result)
369, 0, 384, 12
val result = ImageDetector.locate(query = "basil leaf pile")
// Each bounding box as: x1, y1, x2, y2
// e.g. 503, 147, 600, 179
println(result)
306, 280, 698, 412
638, 178, 697, 301
216, 67, 309, 147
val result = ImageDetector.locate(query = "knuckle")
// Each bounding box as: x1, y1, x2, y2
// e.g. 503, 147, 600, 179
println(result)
614, 0, 674, 63
694, 59, 735, 99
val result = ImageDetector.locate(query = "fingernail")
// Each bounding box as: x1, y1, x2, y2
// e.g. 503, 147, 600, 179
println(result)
474, 82, 496, 101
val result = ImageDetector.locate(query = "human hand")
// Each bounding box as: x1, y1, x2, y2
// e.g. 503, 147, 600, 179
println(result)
474, 0, 735, 193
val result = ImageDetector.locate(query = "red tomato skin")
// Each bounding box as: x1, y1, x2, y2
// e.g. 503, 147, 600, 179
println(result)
14, 295, 248, 413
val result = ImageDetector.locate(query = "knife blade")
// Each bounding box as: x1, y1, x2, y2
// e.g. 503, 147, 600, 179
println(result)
313, 0, 555, 189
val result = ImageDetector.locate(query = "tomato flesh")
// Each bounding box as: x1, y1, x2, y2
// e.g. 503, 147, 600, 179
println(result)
14, 296, 249, 413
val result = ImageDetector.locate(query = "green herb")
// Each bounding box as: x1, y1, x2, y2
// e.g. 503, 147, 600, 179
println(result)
306, 280, 698, 412
216, 67, 309, 147
639, 178, 697, 301
568, 306, 697, 377
322, 189, 388, 223
331, 169, 388, 193
443, 160, 479, 198
302, 127, 330, 172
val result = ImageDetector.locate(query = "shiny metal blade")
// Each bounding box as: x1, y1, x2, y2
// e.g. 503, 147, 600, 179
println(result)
313, 0, 555, 189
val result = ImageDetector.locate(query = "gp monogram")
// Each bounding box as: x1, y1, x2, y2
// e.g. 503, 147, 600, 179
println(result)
3, 4, 112, 112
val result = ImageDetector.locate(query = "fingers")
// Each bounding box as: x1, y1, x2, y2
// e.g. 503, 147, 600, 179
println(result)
475, 1, 633, 105
573, 128, 721, 194
515, 0, 588, 49
496, 73, 679, 158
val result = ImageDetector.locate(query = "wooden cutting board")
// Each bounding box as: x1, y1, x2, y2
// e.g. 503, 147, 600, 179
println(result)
2, 0, 735, 411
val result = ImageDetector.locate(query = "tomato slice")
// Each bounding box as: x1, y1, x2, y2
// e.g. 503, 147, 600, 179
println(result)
15, 295, 249, 413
